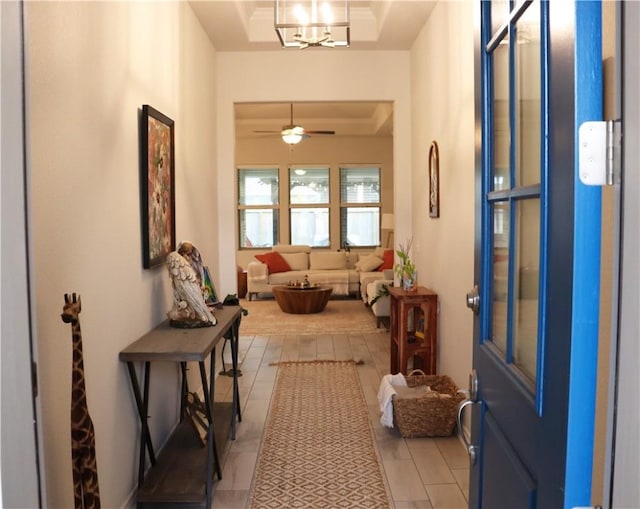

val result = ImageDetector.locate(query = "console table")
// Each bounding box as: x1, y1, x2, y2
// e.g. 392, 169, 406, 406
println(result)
119, 305, 242, 508
389, 286, 438, 375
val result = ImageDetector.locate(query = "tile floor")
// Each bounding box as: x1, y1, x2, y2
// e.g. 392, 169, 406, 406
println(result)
210, 316, 470, 509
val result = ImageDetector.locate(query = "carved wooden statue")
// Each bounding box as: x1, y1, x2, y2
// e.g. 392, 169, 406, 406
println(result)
60, 293, 101, 509
167, 251, 217, 327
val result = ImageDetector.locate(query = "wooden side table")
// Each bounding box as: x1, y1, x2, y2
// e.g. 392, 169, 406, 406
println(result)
389, 286, 438, 375
237, 266, 247, 299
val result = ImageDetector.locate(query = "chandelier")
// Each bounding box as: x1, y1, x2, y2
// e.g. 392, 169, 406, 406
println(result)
274, 0, 350, 49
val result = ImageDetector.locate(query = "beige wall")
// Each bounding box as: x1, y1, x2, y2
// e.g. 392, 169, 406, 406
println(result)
27, 2, 217, 506
235, 134, 394, 268
409, 1, 475, 388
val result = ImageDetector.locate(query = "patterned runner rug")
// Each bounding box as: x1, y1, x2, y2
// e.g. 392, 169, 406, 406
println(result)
248, 360, 391, 508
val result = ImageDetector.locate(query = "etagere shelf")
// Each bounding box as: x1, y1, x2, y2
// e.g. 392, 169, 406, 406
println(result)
389, 286, 438, 375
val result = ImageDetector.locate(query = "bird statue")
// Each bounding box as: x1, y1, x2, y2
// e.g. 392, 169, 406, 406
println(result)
166, 251, 216, 327
177, 240, 204, 288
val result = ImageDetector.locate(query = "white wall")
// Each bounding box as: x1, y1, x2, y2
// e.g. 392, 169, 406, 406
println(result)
26, 2, 217, 506
409, 1, 475, 389
216, 51, 412, 295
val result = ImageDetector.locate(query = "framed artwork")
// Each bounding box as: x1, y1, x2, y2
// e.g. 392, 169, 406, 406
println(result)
428, 141, 440, 218
140, 105, 175, 268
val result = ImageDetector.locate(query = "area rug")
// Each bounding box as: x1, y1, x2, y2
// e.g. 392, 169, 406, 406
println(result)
248, 360, 391, 509
239, 298, 383, 336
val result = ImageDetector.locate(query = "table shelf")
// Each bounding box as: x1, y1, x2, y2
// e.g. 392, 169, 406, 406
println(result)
136, 403, 233, 505
389, 286, 438, 375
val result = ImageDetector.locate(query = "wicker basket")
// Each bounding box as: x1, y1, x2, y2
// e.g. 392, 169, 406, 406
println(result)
392, 370, 465, 438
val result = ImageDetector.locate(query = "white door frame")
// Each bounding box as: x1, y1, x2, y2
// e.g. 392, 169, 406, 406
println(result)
607, 1, 640, 506
1, 0, 43, 505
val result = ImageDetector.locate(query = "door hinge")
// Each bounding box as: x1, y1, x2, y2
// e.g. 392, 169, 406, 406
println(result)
32, 361, 38, 399
578, 120, 621, 186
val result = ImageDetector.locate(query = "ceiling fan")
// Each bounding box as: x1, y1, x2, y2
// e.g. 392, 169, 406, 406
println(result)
254, 104, 335, 145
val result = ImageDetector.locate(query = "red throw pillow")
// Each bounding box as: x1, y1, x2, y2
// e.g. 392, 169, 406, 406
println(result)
255, 251, 291, 274
378, 249, 394, 271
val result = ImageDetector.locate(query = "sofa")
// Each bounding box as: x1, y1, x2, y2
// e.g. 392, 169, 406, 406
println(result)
366, 278, 394, 328
246, 245, 394, 301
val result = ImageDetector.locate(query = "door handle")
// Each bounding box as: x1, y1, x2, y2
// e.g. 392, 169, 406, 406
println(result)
457, 369, 479, 465
457, 400, 478, 466
466, 285, 480, 314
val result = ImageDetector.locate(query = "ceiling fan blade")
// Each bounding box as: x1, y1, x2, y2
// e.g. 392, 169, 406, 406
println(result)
303, 130, 336, 135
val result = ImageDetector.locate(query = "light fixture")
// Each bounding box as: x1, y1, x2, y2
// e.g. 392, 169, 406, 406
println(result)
275, 0, 350, 50
282, 126, 305, 144
381, 213, 394, 247
294, 168, 307, 175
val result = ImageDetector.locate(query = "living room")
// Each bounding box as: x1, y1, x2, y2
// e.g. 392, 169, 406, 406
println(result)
13, 1, 475, 506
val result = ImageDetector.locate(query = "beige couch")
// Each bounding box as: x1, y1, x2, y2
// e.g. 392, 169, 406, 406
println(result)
246, 245, 393, 301
366, 278, 393, 328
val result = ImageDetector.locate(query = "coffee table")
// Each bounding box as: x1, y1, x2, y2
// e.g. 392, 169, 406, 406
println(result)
272, 285, 333, 314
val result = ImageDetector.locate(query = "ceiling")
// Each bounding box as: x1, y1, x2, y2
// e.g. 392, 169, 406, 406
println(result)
235, 101, 394, 138
189, 1, 436, 138
189, 1, 437, 52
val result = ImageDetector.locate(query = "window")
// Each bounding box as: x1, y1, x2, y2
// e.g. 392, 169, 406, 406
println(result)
238, 164, 385, 249
238, 168, 279, 248
340, 167, 381, 247
289, 167, 330, 247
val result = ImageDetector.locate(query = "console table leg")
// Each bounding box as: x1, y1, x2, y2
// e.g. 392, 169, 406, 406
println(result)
179, 361, 188, 418
126, 361, 156, 488
199, 359, 222, 483
230, 318, 242, 438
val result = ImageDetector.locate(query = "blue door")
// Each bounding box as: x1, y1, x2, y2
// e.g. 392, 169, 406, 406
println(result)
463, 1, 603, 507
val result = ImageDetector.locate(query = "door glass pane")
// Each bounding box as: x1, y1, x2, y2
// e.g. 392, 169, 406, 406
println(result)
513, 199, 540, 381
492, 201, 509, 353
491, 0, 509, 33
514, 5, 541, 187
492, 43, 511, 190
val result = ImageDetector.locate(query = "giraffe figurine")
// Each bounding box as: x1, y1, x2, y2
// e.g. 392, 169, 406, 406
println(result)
61, 293, 101, 509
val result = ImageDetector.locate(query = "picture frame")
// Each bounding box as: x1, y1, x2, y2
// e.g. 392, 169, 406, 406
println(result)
428, 140, 440, 218
140, 105, 175, 269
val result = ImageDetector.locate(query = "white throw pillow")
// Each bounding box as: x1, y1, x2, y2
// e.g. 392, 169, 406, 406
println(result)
273, 244, 311, 254
374, 247, 386, 258
310, 252, 348, 270
281, 252, 309, 271
356, 254, 384, 272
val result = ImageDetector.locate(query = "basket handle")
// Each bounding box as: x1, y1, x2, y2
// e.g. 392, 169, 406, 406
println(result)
407, 369, 426, 376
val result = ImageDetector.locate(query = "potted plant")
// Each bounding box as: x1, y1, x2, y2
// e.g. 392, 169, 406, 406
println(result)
394, 238, 417, 291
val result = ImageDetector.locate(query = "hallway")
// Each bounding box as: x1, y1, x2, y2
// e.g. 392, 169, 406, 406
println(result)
211, 325, 470, 508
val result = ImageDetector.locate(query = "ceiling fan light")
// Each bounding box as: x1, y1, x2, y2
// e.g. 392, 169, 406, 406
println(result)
282, 132, 303, 144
